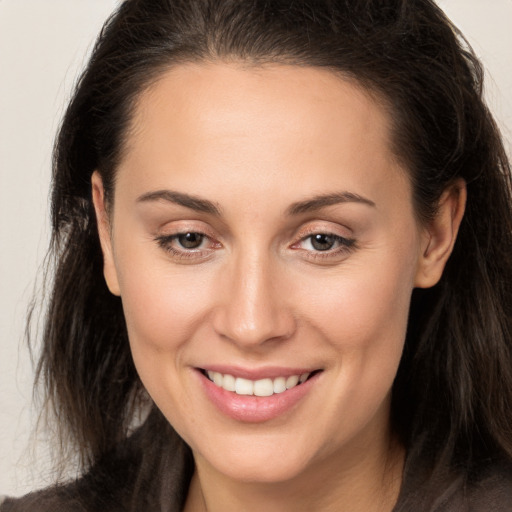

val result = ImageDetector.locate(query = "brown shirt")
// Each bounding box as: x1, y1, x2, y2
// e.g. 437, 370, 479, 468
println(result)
2, 416, 512, 511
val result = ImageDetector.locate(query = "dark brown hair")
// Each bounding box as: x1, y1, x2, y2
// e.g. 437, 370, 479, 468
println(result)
37, 0, 512, 482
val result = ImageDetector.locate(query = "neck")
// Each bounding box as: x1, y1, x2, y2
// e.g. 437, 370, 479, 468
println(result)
184, 429, 405, 512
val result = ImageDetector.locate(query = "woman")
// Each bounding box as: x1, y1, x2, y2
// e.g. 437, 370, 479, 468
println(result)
2, 0, 512, 510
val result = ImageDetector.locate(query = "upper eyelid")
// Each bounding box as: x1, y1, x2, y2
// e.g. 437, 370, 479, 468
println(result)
156, 231, 213, 245
153, 220, 355, 246
292, 222, 354, 241
293, 233, 356, 249
155, 223, 217, 240
154, 233, 217, 260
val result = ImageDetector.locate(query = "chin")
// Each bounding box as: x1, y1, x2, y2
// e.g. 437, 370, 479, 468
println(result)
192, 432, 322, 484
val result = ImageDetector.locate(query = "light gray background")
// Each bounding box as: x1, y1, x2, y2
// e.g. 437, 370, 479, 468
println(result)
1, 0, 511, 498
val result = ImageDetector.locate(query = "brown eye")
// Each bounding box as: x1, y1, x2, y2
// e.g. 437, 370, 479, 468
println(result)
177, 232, 204, 249
310, 234, 336, 251
293, 232, 356, 258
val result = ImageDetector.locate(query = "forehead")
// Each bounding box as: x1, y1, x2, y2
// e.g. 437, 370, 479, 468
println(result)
116, 62, 407, 209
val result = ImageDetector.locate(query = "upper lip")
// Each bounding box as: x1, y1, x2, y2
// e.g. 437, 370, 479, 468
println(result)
197, 365, 322, 380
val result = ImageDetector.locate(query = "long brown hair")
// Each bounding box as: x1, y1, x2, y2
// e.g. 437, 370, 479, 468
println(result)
36, 0, 512, 479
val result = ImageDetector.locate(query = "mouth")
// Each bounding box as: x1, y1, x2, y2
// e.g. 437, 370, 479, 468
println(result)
197, 367, 323, 423
200, 368, 321, 397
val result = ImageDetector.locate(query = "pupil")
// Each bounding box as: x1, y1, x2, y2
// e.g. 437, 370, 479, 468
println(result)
178, 232, 203, 249
311, 234, 334, 251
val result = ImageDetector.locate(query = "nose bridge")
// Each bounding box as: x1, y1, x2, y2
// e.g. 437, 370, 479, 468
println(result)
213, 245, 295, 347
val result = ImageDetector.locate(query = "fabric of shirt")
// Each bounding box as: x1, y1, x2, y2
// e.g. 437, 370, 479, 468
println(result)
2, 411, 512, 511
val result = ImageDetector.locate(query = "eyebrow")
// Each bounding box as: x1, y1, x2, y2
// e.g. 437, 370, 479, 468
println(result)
286, 192, 376, 215
136, 190, 221, 215
136, 189, 375, 217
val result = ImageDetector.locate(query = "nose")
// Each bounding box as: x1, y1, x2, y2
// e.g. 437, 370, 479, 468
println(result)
212, 250, 296, 349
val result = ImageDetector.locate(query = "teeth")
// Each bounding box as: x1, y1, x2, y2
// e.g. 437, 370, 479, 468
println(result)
273, 377, 286, 394
213, 372, 223, 387
285, 375, 299, 389
223, 373, 236, 392
253, 378, 274, 396
235, 377, 254, 395
205, 371, 311, 396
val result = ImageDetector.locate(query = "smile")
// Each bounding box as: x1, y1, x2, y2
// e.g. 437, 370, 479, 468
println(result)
198, 367, 322, 422
205, 370, 311, 396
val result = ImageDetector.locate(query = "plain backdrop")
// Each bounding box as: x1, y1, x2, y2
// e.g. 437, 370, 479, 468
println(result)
1, 0, 511, 498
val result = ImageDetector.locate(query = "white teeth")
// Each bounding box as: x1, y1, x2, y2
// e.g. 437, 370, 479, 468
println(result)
205, 371, 313, 395
223, 373, 236, 392
285, 375, 299, 389
254, 378, 274, 397
212, 372, 223, 387
273, 377, 287, 394
235, 377, 254, 395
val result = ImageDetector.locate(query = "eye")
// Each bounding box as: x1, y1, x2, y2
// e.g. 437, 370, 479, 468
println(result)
291, 231, 356, 261
308, 233, 339, 251
154, 230, 219, 261
176, 232, 206, 249
299, 233, 354, 252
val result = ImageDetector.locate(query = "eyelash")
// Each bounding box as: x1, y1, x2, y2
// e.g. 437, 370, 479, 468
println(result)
154, 232, 216, 261
154, 230, 357, 262
292, 232, 356, 260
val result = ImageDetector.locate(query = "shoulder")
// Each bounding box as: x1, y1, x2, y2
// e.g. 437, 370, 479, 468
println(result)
395, 454, 512, 512
441, 459, 512, 511
461, 459, 512, 511
1, 411, 194, 512
0, 464, 135, 512
0, 485, 88, 512
433, 459, 512, 511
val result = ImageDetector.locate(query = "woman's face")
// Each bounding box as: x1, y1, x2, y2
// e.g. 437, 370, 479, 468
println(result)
93, 63, 457, 485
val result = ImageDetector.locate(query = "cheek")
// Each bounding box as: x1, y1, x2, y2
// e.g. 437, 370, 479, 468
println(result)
299, 256, 415, 351
115, 260, 215, 422
293, 244, 417, 410
111, 244, 218, 408
300, 272, 413, 444
114, 239, 212, 348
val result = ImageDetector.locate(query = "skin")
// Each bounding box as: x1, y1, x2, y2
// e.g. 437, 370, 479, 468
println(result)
92, 62, 465, 512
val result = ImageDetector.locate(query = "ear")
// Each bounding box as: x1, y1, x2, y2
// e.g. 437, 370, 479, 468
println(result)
414, 179, 466, 289
91, 171, 121, 296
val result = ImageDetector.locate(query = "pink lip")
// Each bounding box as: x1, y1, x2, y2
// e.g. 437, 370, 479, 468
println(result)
196, 368, 321, 423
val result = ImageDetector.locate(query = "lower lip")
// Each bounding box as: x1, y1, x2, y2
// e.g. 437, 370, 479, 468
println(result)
197, 370, 320, 423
